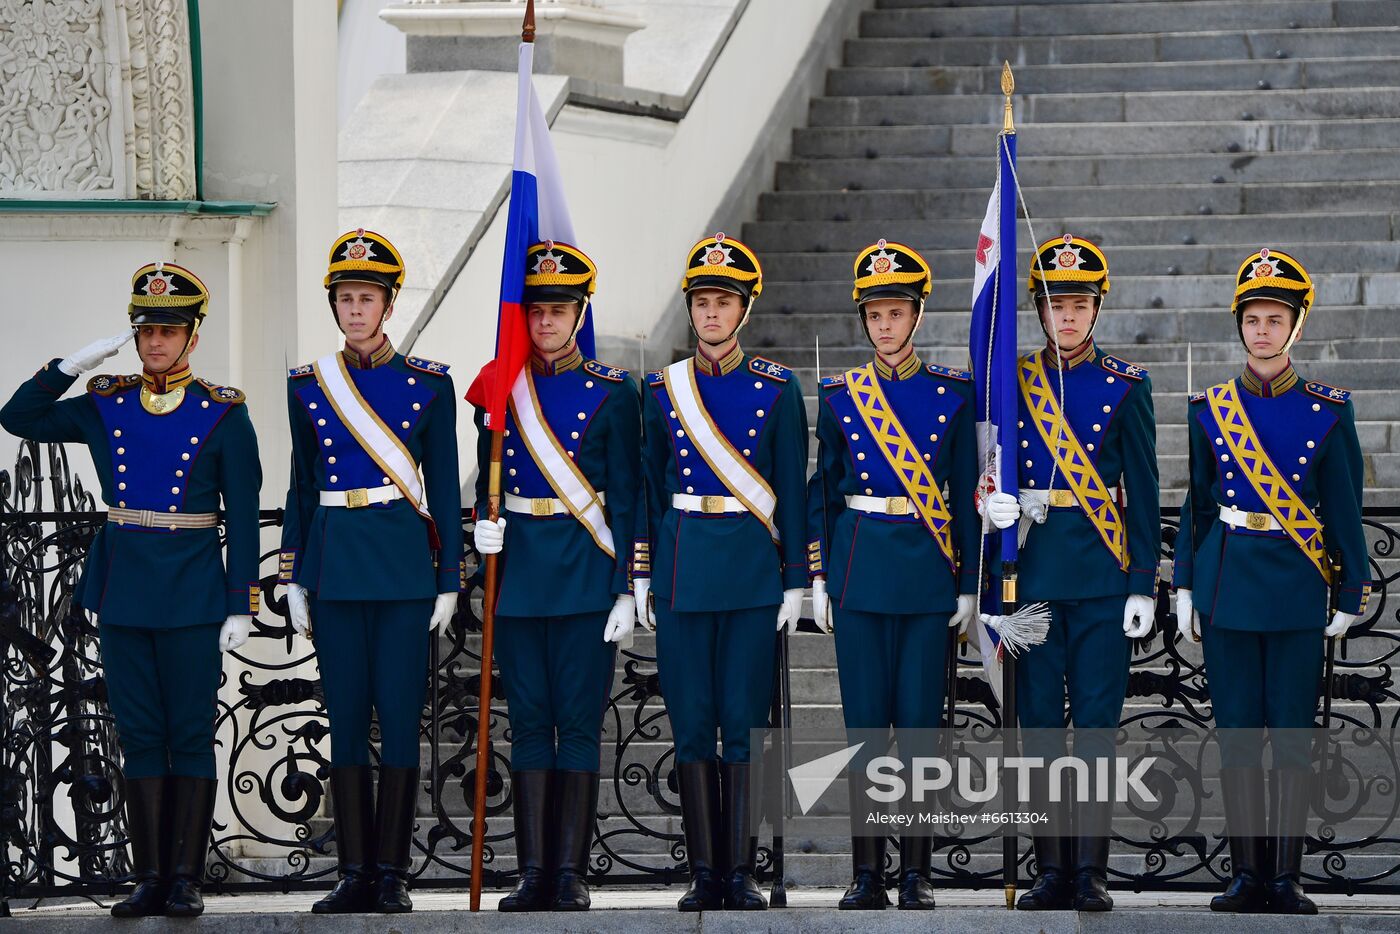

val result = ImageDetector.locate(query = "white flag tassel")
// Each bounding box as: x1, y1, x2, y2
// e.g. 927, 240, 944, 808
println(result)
979, 601, 1051, 656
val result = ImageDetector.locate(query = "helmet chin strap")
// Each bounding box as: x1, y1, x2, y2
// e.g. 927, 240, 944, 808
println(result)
861, 298, 925, 355
144, 319, 200, 379
690, 293, 753, 348
1236, 308, 1304, 361
1037, 292, 1103, 356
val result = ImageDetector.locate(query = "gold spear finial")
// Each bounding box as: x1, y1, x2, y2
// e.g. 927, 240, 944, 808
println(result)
1001, 61, 1015, 134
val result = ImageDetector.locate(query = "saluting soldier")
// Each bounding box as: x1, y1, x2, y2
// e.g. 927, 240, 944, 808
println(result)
1001, 236, 1160, 912
637, 233, 809, 912
279, 230, 464, 914
806, 241, 1011, 910
0, 263, 260, 918
466, 242, 643, 912
1173, 249, 1368, 915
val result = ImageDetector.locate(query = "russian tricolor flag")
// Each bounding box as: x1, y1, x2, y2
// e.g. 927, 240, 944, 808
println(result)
467, 40, 594, 429
969, 131, 1020, 695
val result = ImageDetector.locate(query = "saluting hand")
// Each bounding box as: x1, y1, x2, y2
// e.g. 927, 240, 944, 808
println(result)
58, 329, 136, 377
286, 583, 311, 637
219, 615, 252, 653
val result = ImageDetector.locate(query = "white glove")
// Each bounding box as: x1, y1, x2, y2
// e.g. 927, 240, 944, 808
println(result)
1175, 589, 1199, 642
1325, 611, 1358, 639
951, 594, 977, 634
286, 583, 311, 637
429, 592, 458, 634
473, 517, 506, 555
58, 329, 135, 377
634, 578, 656, 632
980, 491, 1021, 531
777, 588, 804, 634
604, 594, 636, 644
219, 615, 252, 653
811, 577, 833, 634
1123, 594, 1155, 639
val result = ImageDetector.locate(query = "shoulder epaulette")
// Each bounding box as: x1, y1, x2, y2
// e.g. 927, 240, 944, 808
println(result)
646, 369, 666, 387
196, 377, 246, 404
87, 374, 139, 396
583, 359, 629, 383
405, 356, 451, 376
820, 373, 846, 389
1188, 390, 1207, 404
288, 363, 314, 379
749, 356, 790, 383
1304, 380, 1351, 404
1099, 353, 1148, 381
926, 362, 972, 382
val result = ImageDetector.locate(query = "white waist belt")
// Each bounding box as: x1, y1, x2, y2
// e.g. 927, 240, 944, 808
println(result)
504, 491, 606, 516
320, 486, 404, 508
846, 494, 915, 516
1020, 486, 1121, 510
1219, 504, 1283, 531
672, 493, 746, 515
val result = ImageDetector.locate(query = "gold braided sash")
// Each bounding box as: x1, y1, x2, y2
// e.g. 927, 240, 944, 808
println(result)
1206, 381, 1333, 585
1017, 354, 1130, 571
845, 364, 956, 572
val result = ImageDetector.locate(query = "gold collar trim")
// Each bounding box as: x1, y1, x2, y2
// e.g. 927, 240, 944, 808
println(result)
1241, 361, 1299, 398
695, 342, 745, 376
530, 345, 583, 376
1043, 340, 1097, 371
342, 337, 395, 369
874, 351, 922, 381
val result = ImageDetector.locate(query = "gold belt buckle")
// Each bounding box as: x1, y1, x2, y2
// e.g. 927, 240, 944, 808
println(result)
1048, 489, 1076, 508
1245, 511, 1269, 531
531, 498, 554, 517
885, 496, 909, 516
345, 488, 369, 509
701, 495, 725, 514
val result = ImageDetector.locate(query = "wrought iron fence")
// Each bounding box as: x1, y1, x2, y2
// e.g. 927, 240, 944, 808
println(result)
0, 439, 1397, 906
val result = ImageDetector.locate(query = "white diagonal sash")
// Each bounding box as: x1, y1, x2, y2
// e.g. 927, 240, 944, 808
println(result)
313, 355, 431, 525
508, 369, 616, 558
664, 359, 779, 541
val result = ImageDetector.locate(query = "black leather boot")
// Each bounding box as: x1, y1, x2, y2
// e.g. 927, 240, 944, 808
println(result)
111, 777, 169, 917
313, 767, 377, 913
720, 761, 766, 910
1267, 769, 1317, 914
1071, 799, 1113, 912
838, 835, 888, 909
896, 835, 936, 910
551, 771, 598, 910
1211, 767, 1268, 913
1018, 772, 1072, 911
498, 770, 552, 911
372, 766, 419, 913
676, 760, 722, 911
164, 777, 217, 917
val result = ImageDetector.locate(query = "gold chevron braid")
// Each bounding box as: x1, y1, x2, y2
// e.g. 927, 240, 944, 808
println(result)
846, 365, 957, 571
1206, 383, 1333, 585
1018, 356, 1130, 571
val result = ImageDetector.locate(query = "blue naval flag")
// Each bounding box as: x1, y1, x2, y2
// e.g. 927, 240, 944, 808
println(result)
969, 131, 1020, 695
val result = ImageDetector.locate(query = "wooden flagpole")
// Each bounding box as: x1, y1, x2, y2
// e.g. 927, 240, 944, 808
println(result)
469, 1, 535, 912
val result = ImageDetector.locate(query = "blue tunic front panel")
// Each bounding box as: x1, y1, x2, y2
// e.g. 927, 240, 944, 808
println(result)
279, 349, 464, 600
640, 353, 810, 611
806, 360, 981, 615
1173, 370, 1369, 629
1015, 344, 1160, 602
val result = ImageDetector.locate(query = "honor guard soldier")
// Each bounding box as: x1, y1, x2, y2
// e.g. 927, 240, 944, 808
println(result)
466, 242, 643, 912
1001, 236, 1160, 912
1173, 249, 1368, 915
280, 230, 464, 914
637, 233, 809, 911
805, 241, 996, 910
0, 263, 261, 917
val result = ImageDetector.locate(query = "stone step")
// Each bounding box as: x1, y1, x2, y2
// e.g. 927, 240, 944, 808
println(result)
776, 149, 1400, 192
741, 211, 1398, 253
759, 243, 1400, 280
842, 26, 1400, 68
828, 57, 1400, 96
791, 118, 1400, 159
808, 88, 1400, 129
858, 1, 1392, 39
754, 276, 1400, 318
877, 0, 1282, 7
759, 180, 1400, 222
